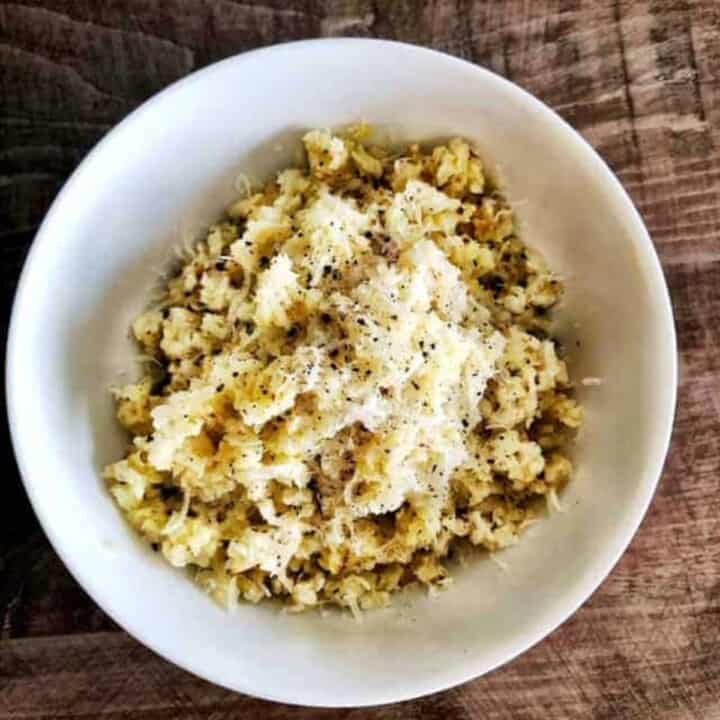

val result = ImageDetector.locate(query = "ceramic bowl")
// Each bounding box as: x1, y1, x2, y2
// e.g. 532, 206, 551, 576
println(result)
6, 39, 677, 707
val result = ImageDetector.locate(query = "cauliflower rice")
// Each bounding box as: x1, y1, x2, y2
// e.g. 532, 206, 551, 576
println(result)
103, 127, 583, 613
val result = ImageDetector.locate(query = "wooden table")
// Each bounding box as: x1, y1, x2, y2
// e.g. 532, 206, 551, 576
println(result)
2, 1, 718, 717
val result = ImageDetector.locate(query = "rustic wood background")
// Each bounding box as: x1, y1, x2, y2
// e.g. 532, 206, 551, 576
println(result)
1, 0, 718, 717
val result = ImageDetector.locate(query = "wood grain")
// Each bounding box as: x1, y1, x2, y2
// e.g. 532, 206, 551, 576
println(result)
1, 1, 719, 717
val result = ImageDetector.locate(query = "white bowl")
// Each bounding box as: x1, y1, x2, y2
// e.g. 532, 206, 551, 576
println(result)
6, 39, 676, 707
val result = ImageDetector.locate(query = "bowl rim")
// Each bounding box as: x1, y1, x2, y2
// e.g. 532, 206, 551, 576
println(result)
5, 37, 678, 707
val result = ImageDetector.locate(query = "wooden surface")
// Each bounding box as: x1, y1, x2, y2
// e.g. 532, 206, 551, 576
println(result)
1, 0, 719, 717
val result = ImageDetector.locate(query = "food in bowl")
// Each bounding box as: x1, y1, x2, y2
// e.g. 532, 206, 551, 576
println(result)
103, 126, 583, 613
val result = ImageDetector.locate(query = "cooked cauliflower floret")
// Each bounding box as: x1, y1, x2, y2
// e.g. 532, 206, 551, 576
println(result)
304, 129, 349, 178
432, 137, 485, 196
111, 377, 158, 435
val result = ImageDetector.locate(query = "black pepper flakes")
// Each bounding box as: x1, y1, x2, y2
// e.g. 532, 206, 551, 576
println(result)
482, 275, 505, 294
159, 485, 180, 501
